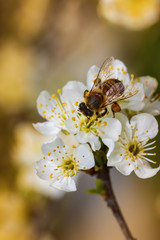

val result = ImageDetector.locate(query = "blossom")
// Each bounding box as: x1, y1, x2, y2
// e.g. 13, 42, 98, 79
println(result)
86, 57, 144, 112
33, 90, 68, 136
98, 0, 159, 31
13, 123, 65, 199
134, 76, 160, 116
34, 137, 95, 192
62, 80, 122, 151
34, 80, 122, 151
108, 113, 160, 178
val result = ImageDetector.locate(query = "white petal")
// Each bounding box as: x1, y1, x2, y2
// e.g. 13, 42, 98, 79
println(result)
74, 144, 95, 169
131, 113, 158, 139
138, 76, 158, 98
65, 118, 79, 134
33, 122, 60, 136
34, 160, 58, 181
42, 138, 68, 157
115, 160, 134, 176
120, 83, 145, 111
107, 143, 124, 166
75, 131, 101, 151
50, 176, 77, 192
37, 91, 61, 120
62, 81, 86, 111
135, 163, 160, 179
102, 138, 115, 157
86, 65, 99, 90
99, 117, 121, 141
143, 101, 160, 116
112, 59, 130, 85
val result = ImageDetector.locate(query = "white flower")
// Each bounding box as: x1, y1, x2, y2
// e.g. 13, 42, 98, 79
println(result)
86, 58, 145, 112
98, 0, 159, 31
33, 90, 68, 136
108, 113, 160, 178
62, 81, 122, 151
135, 76, 160, 116
34, 137, 95, 192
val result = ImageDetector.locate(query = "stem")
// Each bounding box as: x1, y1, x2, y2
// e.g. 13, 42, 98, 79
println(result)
97, 166, 136, 240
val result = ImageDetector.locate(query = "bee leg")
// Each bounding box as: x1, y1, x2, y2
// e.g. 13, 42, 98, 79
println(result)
96, 108, 108, 118
111, 103, 121, 118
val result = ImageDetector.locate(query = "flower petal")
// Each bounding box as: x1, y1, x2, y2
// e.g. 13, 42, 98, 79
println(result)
115, 160, 134, 176
138, 76, 158, 98
75, 131, 101, 151
135, 162, 160, 179
33, 122, 60, 136
102, 138, 115, 157
62, 81, 86, 111
131, 113, 158, 139
143, 101, 160, 116
99, 117, 122, 141
74, 144, 95, 169
107, 143, 124, 166
86, 65, 100, 90
41, 138, 68, 158
50, 176, 77, 192
34, 159, 59, 181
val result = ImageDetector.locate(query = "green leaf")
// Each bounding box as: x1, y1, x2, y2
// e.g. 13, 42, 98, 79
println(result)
86, 179, 106, 196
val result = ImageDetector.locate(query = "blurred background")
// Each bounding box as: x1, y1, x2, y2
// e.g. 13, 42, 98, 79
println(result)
0, 0, 160, 239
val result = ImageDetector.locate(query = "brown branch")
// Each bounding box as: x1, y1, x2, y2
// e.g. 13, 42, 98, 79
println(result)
96, 166, 136, 240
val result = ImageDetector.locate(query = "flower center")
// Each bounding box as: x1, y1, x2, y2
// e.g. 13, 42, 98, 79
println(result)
128, 143, 140, 156
79, 115, 102, 135
60, 156, 79, 177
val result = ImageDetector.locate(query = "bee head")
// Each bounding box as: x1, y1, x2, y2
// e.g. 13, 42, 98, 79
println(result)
79, 102, 93, 117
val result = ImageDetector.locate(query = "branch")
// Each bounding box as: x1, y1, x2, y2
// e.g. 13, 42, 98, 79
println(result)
96, 166, 137, 240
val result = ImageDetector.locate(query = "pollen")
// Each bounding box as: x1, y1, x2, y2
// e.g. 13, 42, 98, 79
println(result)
117, 68, 120, 71
49, 173, 53, 179
38, 103, 43, 107
93, 74, 97, 78
128, 163, 130, 166
120, 154, 123, 156
96, 122, 101, 127
48, 98, 51, 101
57, 146, 59, 148
101, 131, 105, 134
44, 165, 46, 167
52, 94, 56, 98
47, 152, 51, 156
72, 117, 76, 121
121, 67, 124, 71
42, 170, 45, 173
85, 129, 89, 133
71, 109, 75, 113
136, 167, 139, 169
72, 145, 76, 148
43, 156, 45, 159
75, 124, 78, 128
123, 71, 127, 75
53, 149, 56, 152
109, 65, 113, 70
57, 89, 62, 94
154, 161, 157, 164
43, 115, 46, 118
103, 121, 107, 126
130, 80, 135, 84
63, 145, 65, 148
46, 104, 48, 107
146, 130, 148, 133
74, 101, 78, 106
62, 102, 67, 107
131, 125, 133, 128
131, 74, 134, 79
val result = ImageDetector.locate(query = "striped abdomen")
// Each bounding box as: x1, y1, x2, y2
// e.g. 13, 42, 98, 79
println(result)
102, 79, 125, 98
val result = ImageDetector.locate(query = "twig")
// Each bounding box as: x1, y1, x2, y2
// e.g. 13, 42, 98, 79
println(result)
96, 166, 136, 240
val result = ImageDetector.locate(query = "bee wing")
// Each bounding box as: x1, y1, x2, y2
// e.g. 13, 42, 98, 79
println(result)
101, 84, 140, 107
91, 56, 115, 91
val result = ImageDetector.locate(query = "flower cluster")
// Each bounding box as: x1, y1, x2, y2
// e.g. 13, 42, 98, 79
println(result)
33, 57, 160, 192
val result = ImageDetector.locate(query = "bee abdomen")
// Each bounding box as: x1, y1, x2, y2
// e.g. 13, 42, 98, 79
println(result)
102, 79, 125, 98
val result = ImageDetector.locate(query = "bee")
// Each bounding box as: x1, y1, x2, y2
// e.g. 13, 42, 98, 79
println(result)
79, 57, 139, 118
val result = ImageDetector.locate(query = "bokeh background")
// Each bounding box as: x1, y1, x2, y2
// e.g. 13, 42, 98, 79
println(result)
0, 0, 160, 239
